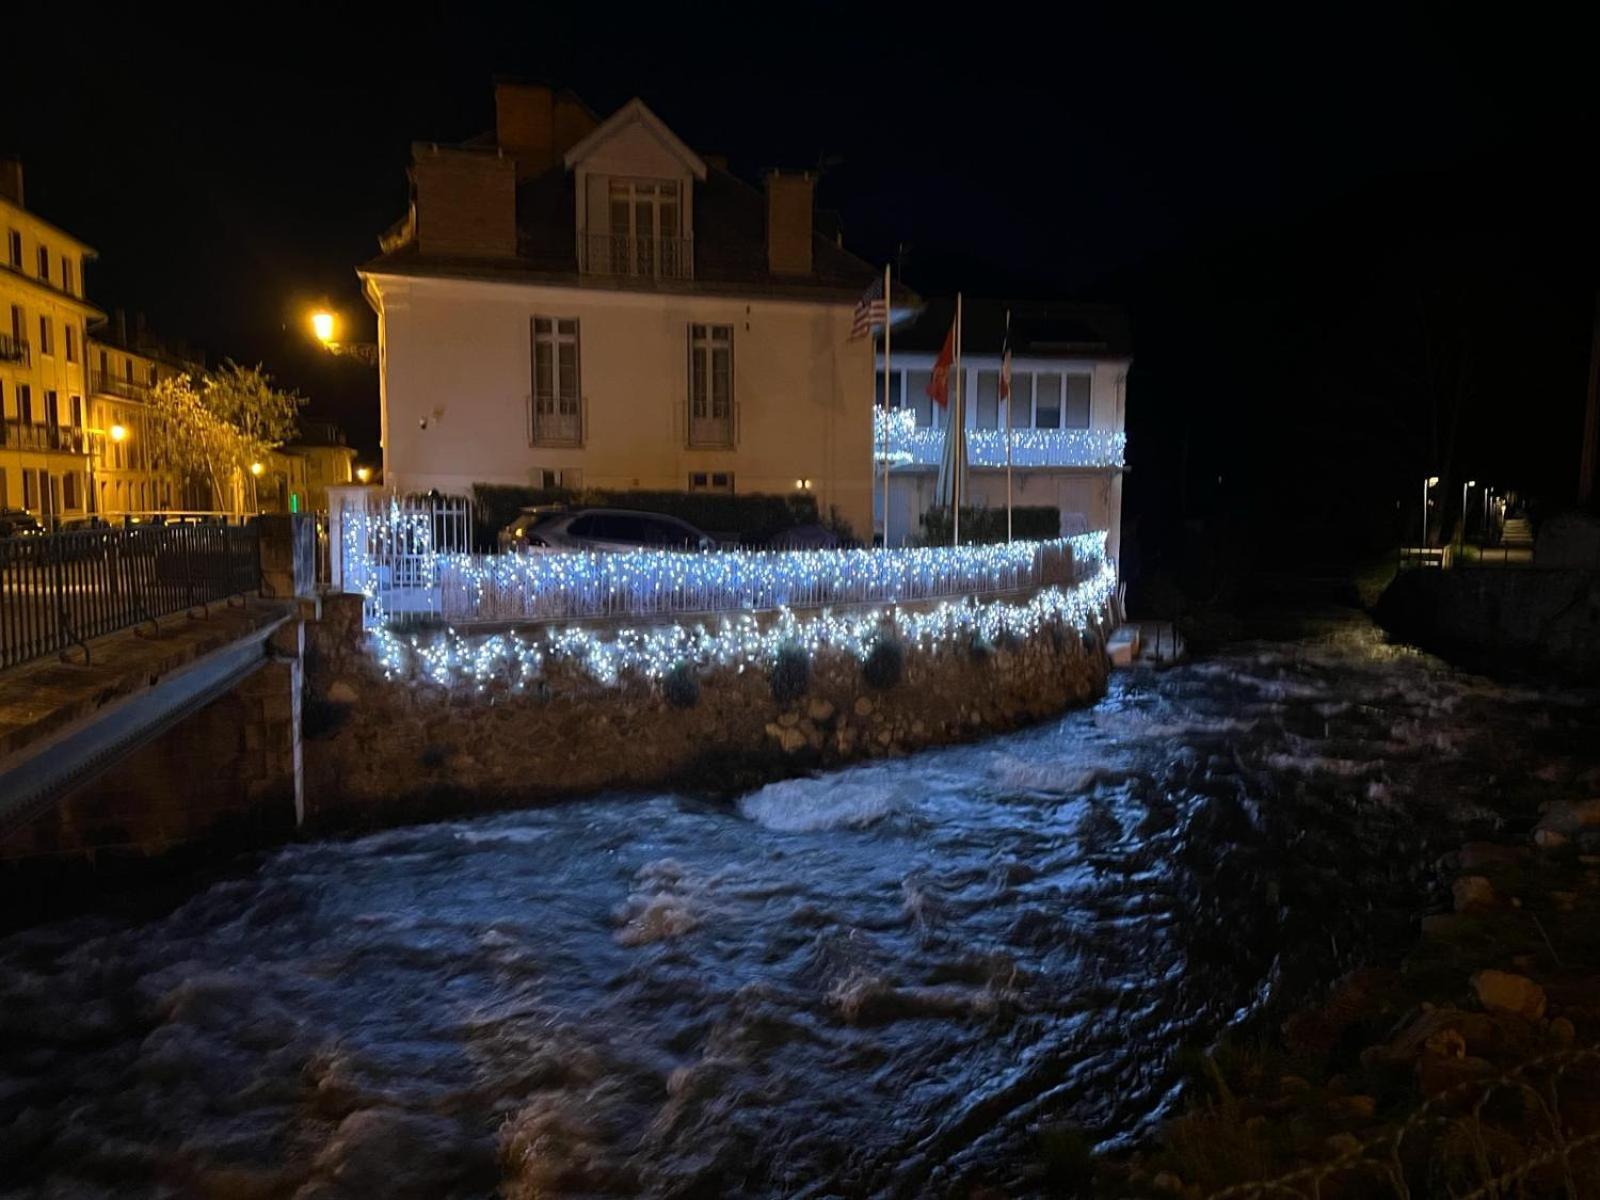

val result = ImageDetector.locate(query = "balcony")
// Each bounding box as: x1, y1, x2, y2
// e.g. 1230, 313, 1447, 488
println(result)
688, 406, 735, 449
532, 403, 583, 447
0, 334, 29, 366
91, 370, 151, 401
577, 232, 693, 281
873, 407, 1126, 469
0, 419, 87, 454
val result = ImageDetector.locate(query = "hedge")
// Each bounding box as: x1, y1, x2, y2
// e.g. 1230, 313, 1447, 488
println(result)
918, 505, 1061, 545
470, 483, 821, 550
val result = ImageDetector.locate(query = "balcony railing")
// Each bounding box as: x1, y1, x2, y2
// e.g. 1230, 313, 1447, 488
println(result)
577, 231, 693, 280
90, 370, 151, 401
873, 407, 1126, 469
688, 408, 735, 449
0, 419, 87, 454
532, 403, 583, 447
0, 334, 28, 366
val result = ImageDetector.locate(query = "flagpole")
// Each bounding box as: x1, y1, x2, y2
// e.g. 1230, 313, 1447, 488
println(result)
1004, 308, 1013, 544
953, 291, 963, 547
881, 262, 892, 550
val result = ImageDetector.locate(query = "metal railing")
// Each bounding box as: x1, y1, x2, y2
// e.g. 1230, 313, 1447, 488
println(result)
0, 419, 87, 454
0, 333, 28, 366
90, 370, 150, 401
532, 406, 583, 446
688, 408, 736, 448
577, 231, 693, 280
873, 407, 1127, 469
0, 523, 260, 670
433, 534, 1104, 626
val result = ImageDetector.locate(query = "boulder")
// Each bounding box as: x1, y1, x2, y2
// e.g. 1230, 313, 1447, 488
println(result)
1327, 1094, 1376, 1121
1537, 799, 1600, 835
1534, 828, 1570, 850
1417, 1054, 1493, 1097
806, 698, 835, 723
1471, 970, 1547, 1020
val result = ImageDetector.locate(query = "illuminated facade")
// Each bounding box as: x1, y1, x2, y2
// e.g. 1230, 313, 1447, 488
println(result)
0, 162, 100, 524
875, 300, 1130, 559
361, 84, 905, 539
86, 334, 187, 518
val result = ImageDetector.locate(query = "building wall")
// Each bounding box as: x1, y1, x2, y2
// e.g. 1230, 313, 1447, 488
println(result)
0, 198, 95, 521
87, 340, 184, 517
371, 274, 875, 538
878, 348, 1129, 560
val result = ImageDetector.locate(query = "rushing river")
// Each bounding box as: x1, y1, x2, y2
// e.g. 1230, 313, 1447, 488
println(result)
3, 614, 1598, 1198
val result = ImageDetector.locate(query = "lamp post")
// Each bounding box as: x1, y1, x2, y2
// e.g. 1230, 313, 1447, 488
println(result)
1422, 475, 1440, 547
1460, 479, 1475, 552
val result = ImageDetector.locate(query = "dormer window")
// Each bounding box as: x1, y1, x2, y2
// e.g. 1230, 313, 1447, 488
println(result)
580, 177, 688, 279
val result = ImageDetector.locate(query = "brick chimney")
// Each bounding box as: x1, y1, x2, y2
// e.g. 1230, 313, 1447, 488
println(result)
494, 81, 597, 180
0, 159, 22, 208
765, 171, 814, 276
411, 144, 517, 259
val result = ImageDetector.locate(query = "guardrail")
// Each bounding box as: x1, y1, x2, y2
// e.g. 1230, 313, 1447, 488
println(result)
0, 524, 260, 670
873, 407, 1126, 469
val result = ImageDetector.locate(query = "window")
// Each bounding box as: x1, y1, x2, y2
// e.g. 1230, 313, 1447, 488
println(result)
6, 230, 19, 268
124, 358, 133, 382
63, 472, 79, 510
18, 384, 31, 424
599, 178, 684, 276
530, 317, 581, 444
689, 471, 734, 493
65, 324, 76, 362
36, 245, 48, 282
907, 369, 934, 427
22, 470, 35, 510
10, 304, 21, 343
0, 468, 6, 508
1033, 371, 1062, 428
147, 363, 157, 385
98, 348, 107, 377
37, 315, 52, 356
874, 369, 903, 409
975, 370, 1001, 429
44, 391, 57, 428
688, 324, 733, 445
69, 395, 82, 427
1064, 373, 1091, 428
60, 256, 73, 295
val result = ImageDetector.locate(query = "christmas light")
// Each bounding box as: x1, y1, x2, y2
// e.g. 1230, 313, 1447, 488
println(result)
370, 557, 1117, 692
874, 407, 1126, 469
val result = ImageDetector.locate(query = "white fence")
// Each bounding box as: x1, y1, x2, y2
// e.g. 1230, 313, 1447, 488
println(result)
329, 488, 1109, 628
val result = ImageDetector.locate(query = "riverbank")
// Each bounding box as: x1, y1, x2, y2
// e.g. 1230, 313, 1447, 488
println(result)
1093, 796, 1600, 1198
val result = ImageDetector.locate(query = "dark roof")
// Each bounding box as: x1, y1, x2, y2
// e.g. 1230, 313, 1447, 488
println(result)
363, 163, 917, 305
891, 298, 1131, 358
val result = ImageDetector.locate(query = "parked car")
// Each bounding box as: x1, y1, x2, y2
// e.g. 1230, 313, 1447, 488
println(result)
57, 516, 111, 533
501, 507, 714, 553
0, 509, 43, 538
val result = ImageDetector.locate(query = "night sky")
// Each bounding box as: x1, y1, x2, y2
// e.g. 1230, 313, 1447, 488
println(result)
5, 3, 1597, 567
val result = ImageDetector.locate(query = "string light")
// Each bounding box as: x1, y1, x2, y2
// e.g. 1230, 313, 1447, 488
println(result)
874, 407, 1126, 468
370, 558, 1117, 692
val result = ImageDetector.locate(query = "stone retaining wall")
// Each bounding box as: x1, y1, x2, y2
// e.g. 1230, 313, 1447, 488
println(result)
301, 592, 1110, 828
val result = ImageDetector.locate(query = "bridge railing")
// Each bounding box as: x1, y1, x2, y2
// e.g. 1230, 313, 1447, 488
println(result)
0, 523, 261, 670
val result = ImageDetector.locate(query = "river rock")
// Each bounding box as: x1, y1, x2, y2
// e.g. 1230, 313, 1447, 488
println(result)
1534, 828, 1570, 850
1453, 876, 1496, 912
1471, 970, 1547, 1020
326, 680, 359, 704
1327, 1094, 1376, 1120
1459, 843, 1527, 869
854, 697, 874, 717
806, 698, 835, 723
1537, 799, 1600, 835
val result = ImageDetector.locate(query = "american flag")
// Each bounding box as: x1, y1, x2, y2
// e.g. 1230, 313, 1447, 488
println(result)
849, 276, 887, 340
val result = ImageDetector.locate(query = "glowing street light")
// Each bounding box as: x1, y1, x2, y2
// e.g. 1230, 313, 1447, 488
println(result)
109, 423, 128, 443
1422, 476, 1441, 547
311, 310, 336, 345
250, 461, 265, 477
355, 466, 372, 484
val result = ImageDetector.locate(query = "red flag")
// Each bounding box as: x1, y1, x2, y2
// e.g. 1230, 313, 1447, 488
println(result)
927, 319, 955, 407
999, 311, 1012, 402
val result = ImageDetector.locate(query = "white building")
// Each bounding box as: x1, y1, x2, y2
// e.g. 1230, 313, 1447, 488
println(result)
876, 300, 1129, 561
360, 84, 904, 541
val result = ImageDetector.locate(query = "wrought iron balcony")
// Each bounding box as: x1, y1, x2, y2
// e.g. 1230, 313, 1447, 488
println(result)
532, 403, 583, 447
0, 333, 29, 366
0, 419, 87, 454
577, 231, 693, 280
873, 407, 1126, 469
90, 370, 151, 401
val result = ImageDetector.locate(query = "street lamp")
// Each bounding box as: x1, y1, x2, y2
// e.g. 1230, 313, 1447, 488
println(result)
250, 461, 264, 477
109, 423, 128, 443
311, 310, 336, 345
307, 306, 378, 367
1421, 476, 1440, 547
355, 466, 372, 484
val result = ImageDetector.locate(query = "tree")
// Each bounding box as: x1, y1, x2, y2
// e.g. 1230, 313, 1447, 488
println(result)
145, 363, 305, 514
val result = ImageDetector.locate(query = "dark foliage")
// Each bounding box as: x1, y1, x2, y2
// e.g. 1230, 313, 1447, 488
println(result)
663, 663, 700, 708
769, 642, 811, 703
862, 636, 905, 689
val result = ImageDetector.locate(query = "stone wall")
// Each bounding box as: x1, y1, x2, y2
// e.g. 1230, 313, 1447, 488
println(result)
301, 592, 1110, 829
1375, 567, 1600, 679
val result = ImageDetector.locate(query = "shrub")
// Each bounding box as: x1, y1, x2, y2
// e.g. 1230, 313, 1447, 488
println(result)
769, 642, 811, 703
663, 662, 700, 708
918, 505, 1060, 545
862, 636, 905, 689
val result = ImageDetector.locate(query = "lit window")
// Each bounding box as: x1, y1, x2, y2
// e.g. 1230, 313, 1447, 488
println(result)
1064, 374, 1091, 429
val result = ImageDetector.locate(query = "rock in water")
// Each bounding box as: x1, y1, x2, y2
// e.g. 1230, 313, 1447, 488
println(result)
1452, 875, 1496, 912
1470, 970, 1547, 1020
